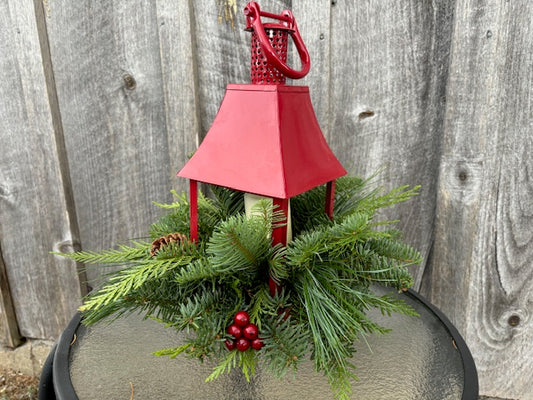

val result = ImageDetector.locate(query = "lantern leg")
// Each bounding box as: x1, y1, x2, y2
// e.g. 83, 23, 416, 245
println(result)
270, 198, 289, 296
272, 198, 289, 246
325, 180, 335, 220
189, 180, 198, 242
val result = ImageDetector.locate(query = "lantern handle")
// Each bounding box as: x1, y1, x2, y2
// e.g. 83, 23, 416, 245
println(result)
244, 2, 311, 80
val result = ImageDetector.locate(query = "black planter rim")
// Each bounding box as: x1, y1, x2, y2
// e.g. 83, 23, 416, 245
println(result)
53, 312, 81, 400
405, 289, 479, 400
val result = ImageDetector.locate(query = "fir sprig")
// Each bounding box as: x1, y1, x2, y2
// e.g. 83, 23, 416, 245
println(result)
55, 241, 150, 265
205, 349, 258, 382
261, 315, 310, 377
78, 258, 190, 324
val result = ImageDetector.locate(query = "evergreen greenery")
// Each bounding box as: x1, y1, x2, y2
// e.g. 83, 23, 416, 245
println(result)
57, 175, 421, 400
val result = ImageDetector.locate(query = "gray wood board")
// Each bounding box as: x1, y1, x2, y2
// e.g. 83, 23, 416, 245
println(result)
193, 0, 256, 138
155, 0, 201, 178
0, 0, 84, 340
423, 0, 533, 398
291, 0, 331, 130
44, 1, 192, 284
328, 0, 455, 288
0, 250, 21, 347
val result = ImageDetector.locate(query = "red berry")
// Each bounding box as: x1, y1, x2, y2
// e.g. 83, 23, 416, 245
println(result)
234, 311, 250, 327
236, 337, 250, 352
227, 324, 242, 338
251, 338, 264, 350
224, 339, 236, 351
243, 323, 258, 340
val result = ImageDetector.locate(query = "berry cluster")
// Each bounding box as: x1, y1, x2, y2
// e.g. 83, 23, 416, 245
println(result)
225, 311, 263, 352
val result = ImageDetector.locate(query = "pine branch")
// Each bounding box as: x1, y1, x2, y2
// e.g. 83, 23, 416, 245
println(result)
346, 244, 416, 290
285, 229, 328, 272
249, 287, 291, 329
152, 190, 188, 209
366, 236, 422, 266
207, 214, 271, 273
150, 190, 225, 239
149, 209, 190, 239
332, 175, 378, 221
327, 212, 389, 254
171, 289, 224, 331
291, 184, 333, 235
238, 349, 258, 382
326, 360, 356, 400
261, 315, 310, 377
205, 349, 258, 383
154, 343, 192, 359
297, 269, 360, 370
248, 285, 274, 327
367, 293, 419, 318
268, 243, 289, 282
209, 184, 245, 217
55, 175, 422, 400
174, 258, 226, 285
205, 350, 238, 382
53, 241, 150, 265
152, 239, 198, 260
80, 257, 192, 323
371, 184, 421, 210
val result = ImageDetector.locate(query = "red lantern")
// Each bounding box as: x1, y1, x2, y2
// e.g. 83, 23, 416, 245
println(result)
177, 2, 346, 296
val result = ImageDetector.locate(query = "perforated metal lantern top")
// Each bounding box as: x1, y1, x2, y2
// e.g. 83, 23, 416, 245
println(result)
250, 27, 290, 84
244, 1, 310, 82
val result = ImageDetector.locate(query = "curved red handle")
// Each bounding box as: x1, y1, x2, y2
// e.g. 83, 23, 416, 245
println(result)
244, 2, 311, 80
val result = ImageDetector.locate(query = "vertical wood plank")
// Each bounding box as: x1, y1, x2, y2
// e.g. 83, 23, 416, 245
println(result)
155, 0, 200, 178
44, 1, 175, 284
328, 0, 456, 287
291, 0, 331, 133
192, 0, 250, 137
0, 0, 84, 340
0, 251, 21, 347
424, 0, 533, 397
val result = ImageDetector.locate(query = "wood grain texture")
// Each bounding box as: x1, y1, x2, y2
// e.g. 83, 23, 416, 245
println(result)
328, 0, 455, 288
291, 0, 331, 131
0, 0, 84, 340
0, 250, 21, 347
423, 0, 533, 398
155, 0, 200, 179
44, 1, 176, 284
192, 0, 251, 137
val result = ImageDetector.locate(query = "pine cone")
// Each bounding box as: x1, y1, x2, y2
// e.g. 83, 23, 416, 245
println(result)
150, 232, 189, 256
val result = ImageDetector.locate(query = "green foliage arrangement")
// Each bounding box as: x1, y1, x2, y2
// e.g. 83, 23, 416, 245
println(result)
58, 175, 421, 400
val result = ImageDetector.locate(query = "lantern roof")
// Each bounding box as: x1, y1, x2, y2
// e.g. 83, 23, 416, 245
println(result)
178, 84, 346, 199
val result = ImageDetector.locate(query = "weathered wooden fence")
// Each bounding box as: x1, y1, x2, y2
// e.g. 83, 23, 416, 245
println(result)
0, 0, 531, 398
